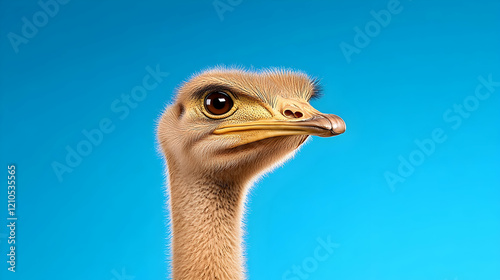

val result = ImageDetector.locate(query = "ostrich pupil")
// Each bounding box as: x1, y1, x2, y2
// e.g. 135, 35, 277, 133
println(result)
214, 97, 226, 109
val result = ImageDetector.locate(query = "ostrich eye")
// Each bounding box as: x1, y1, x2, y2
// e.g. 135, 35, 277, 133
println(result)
204, 92, 233, 116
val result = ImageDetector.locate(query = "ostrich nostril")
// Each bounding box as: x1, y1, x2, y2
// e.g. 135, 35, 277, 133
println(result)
284, 110, 294, 118
284, 109, 304, 119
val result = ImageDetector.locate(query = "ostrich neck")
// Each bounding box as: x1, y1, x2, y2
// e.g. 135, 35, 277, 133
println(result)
168, 165, 248, 280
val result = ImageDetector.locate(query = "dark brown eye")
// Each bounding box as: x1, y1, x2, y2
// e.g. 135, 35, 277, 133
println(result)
204, 92, 233, 115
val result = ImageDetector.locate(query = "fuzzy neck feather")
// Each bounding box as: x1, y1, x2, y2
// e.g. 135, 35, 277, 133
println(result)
168, 163, 248, 280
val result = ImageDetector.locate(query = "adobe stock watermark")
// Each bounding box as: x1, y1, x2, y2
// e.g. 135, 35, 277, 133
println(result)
213, 0, 243, 21
339, 0, 409, 63
385, 74, 500, 191
282, 236, 340, 280
51, 64, 169, 183
111, 267, 135, 280
7, 0, 70, 54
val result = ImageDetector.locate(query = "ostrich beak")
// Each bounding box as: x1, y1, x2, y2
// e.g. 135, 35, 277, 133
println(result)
213, 112, 346, 146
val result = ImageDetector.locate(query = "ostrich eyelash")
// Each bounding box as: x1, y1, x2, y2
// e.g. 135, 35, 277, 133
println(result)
192, 84, 239, 100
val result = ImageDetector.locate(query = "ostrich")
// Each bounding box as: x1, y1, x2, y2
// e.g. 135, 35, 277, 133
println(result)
157, 68, 345, 279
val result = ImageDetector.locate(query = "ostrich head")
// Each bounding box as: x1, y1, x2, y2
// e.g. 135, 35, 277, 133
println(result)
158, 68, 345, 183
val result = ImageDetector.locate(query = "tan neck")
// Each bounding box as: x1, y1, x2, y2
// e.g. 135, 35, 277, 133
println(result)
168, 167, 247, 280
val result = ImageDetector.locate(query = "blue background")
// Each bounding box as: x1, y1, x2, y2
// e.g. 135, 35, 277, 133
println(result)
1, 0, 499, 279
